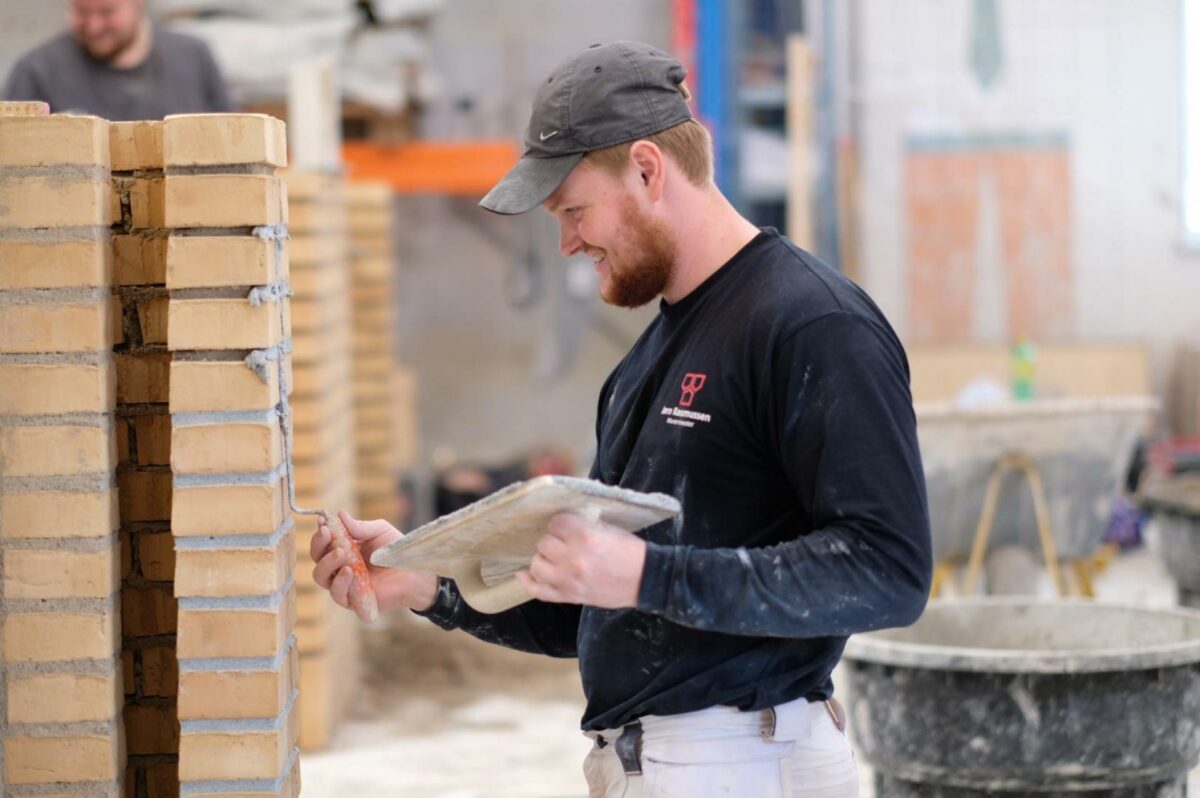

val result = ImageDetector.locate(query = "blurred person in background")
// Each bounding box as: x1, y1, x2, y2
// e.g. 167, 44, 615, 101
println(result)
3, 0, 231, 120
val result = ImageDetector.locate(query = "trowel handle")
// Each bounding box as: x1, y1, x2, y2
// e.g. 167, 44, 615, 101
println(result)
452, 566, 533, 614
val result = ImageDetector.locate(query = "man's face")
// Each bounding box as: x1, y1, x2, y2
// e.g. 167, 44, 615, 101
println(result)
545, 162, 676, 309
70, 0, 143, 62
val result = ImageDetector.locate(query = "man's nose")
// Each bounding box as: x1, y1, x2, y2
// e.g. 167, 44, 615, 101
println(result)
559, 223, 582, 257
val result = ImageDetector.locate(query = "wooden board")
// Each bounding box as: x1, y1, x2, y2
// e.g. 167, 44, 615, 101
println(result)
371, 476, 680, 613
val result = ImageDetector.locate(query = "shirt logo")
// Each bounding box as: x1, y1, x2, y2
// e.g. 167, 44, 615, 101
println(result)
539, 130, 560, 141
679, 373, 707, 407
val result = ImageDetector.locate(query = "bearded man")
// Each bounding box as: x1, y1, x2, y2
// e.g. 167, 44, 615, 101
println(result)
3, 0, 230, 120
311, 41, 931, 797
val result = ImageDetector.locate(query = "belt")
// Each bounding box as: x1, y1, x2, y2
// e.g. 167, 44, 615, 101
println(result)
593, 698, 846, 776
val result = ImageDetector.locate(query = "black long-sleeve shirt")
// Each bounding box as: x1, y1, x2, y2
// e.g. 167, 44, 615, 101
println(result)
419, 228, 932, 731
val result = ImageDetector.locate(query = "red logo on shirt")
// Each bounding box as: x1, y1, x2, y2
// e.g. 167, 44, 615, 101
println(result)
679, 373, 707, 407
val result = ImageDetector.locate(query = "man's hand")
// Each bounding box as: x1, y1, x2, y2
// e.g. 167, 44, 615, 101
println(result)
310, 512, 439, 613
515, 512, 647, 609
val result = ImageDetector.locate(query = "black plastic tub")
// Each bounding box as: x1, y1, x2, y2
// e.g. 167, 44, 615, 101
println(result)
843, 599, 1200, 796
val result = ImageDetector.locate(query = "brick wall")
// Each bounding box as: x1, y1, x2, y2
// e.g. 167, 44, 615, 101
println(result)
345, 182, 413, 522
163, 114, 300, 796
0, 103, 125, 795
1, 105, 311, 796
110, 117, 183, 798
285, 171, 361, 750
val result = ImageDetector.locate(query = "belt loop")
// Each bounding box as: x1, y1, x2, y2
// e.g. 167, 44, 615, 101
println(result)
761, 706, 778, 740
825, 698, 847, 734
615, 720, 644, 775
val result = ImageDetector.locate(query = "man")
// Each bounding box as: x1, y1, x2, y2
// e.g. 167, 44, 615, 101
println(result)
311, 41, 931, 796
3, 0, 231, 120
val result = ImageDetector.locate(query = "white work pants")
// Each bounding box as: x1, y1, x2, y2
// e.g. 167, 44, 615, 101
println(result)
583, 696, 859, 797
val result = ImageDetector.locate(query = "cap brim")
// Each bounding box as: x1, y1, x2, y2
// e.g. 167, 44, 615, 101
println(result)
479, 152, 584, 215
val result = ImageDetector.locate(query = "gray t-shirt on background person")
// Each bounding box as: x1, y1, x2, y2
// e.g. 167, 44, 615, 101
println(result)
3, 26, 232, 121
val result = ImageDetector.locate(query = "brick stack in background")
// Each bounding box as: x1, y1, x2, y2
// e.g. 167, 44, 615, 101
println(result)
163, 114, 300, 797
0, 103, 124, 795
284, 170, 361, 750
110, 117, 182, 797
345, 181, 410, 522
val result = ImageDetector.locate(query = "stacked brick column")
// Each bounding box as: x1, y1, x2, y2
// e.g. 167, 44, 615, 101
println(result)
0, 104, 124, 795
110, 117, 184, 797
284, 171, 360, 750
345, 182, 414, 521
163, 114, 299, 796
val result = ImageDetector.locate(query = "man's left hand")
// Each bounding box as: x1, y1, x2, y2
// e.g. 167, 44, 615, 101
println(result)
515, 512, 646, 608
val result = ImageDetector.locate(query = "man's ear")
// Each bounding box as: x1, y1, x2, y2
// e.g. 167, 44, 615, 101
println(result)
629, 141, 666, 202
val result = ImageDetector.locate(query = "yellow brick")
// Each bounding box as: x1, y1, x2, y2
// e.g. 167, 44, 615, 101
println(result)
165, 235, 285, 289
287, 202, 345, 236
0, 113, 109, 167
179, 645, 298, 720
134, 414, 171, 466
4, 729, 123, 784
345, 181, 391, 206
295, 587, 331, 622
115, 351, 171, 404
117, 469, 172, 522
163, 113, 287, 168
0, 301, 111, 354
172, 477, 287, 537
3, 543, 119, 599
109, 120, 163, 172
138, 530, 176, 581
163, 174, 285, 228
171, 421, 283, 475
177, 588, 296, 660
130, 176, 166, 229
0, 238, 111, 289
0, 425, 115, 477
0, 176, 114, 228
348, 209, 393, 235
0, 101, 49, 116
7, 670, 122, 724
169, 357, 285, 413
112, 234, 167, 286
4, 610, 118, 661
180, 698, 298, 783
297, 652, 331, 749
287, 261, 343, 299
141, 645, 179, 697
125, 703, 179, 756
138, 295, 170, 344
1, 488, 117, 539
175, 539, 292, 598
0, 361, 114, 414
167, 297, 286, 351
111, 296, 125, 346
287, 234, 343, 266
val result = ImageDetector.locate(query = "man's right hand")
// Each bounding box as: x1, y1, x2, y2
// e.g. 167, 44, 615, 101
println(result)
309, 512, 439, 613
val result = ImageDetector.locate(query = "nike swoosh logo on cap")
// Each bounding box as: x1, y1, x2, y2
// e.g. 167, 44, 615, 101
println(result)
539, 130, 559, 141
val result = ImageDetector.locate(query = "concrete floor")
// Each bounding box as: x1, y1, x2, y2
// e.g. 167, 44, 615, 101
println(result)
301, 527, 1196, 797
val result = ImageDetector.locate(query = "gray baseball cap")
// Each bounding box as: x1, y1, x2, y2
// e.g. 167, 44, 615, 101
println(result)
479, 41, 692, 215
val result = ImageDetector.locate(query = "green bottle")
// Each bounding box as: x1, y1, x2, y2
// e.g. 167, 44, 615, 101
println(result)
1012, 338, 1036, 401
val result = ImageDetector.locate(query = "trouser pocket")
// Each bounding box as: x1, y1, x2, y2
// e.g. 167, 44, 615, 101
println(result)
778, 702, 859, 798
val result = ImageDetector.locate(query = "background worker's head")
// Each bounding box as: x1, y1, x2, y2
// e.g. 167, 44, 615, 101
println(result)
69, 0, 145, 63
479, 41, 712, 308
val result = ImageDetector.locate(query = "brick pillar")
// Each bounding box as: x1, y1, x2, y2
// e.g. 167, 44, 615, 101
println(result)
285, 171, 360, 750
110, 118, 183, 798
0, 105, 125, 795
346, 182, 416, 521
163, 114, 299, 797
